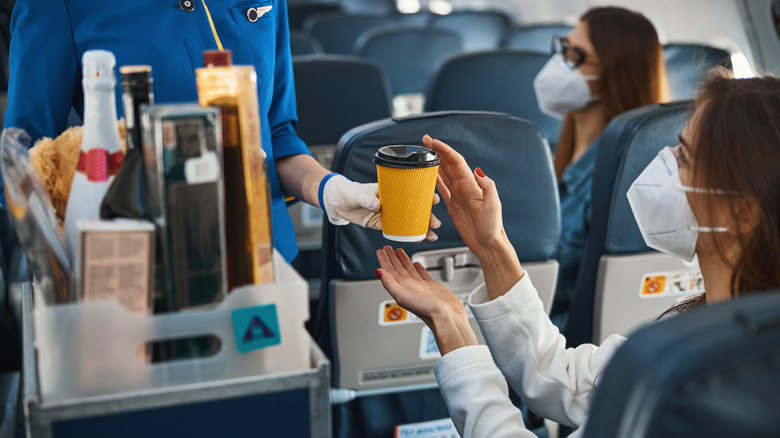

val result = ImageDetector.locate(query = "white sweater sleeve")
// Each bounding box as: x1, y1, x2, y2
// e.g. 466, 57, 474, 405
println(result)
434, 345, 538, 438
468, 272, 626, 427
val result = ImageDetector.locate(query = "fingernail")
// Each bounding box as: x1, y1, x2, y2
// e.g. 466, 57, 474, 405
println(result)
375, 269, 382, 279
475, 167, 485, 178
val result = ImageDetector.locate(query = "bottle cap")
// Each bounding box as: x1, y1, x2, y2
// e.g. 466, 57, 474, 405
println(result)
120, 65, 152, 91
82, 50, 116, 89
203, 50, 232, 67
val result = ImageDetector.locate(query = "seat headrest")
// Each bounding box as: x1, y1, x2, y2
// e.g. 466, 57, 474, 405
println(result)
355, 27, 463, 96
584, 291, 780, 438
663, 44, 731, 100
600, 101, 692, 254
501, 24, 574, 54
425, 50, 561, 148
292, 55, 392, 146
326, 111, 560, 280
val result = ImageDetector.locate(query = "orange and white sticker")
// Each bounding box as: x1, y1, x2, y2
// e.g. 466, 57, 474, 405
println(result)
639, 269, 704, 298
378, 294, 473, 327
378, 300, 419, 326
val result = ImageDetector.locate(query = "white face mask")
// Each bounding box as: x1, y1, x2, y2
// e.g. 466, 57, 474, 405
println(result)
627, 147, 728, 262
533, 54, 599, 119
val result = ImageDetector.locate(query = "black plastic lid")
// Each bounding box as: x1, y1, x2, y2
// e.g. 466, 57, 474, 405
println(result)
374, 145, 440, 169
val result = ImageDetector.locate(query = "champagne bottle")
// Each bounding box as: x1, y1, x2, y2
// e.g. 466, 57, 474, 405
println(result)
64, 50, 124, 257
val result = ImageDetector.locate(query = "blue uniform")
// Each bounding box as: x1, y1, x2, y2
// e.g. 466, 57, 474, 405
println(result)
3, 0, 310, 262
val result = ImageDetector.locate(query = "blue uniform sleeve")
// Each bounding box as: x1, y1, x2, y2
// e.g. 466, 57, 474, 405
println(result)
269, 0, 309, 160
2, 0, 80, 205
4, 0, 79, 142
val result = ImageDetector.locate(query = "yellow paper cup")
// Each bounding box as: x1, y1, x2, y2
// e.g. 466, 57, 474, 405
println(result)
375, 145, 440, 242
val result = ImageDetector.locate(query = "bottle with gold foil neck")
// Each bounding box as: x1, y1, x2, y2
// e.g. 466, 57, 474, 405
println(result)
195, 49, 274, 289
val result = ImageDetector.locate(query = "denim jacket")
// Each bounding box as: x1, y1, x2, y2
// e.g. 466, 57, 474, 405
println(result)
551, 141, 599, 326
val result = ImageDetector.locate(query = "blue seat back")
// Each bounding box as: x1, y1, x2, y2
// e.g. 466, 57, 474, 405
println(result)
663, 44, 731, 100
584, 291, 780, 438
292, 55, 392, 147
287, 3, 343, 31
321, 111, 558, 283
425, 50, 562, 149
501, 24, 574, 53
303, 12, 396, 54
289, 31, 323, 57
316, 111, 559, 437
565, 101, 691, 347
429, 10, 511, 52
356, 27, 462, 96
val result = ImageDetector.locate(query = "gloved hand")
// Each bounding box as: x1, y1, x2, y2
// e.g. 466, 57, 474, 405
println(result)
319, 174, 441, 241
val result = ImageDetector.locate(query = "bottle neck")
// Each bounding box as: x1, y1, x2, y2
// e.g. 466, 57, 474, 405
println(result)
82, 83, 122, 153
122, 88, 152, 151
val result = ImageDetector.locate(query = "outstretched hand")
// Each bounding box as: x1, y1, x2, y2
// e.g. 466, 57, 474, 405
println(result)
376, 246, 478, 355
423, 135, 507, 257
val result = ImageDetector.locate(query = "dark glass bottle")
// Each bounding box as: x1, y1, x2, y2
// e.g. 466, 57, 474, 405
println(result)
100, 65, 153, 220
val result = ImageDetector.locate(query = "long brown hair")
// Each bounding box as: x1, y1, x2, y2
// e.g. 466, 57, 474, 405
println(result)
662, 72, 780, 314
553, 7, 669, 178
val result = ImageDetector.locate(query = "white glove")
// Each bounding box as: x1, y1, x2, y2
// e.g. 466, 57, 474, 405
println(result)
321, 174, 381, 228
320, 174, 441, 240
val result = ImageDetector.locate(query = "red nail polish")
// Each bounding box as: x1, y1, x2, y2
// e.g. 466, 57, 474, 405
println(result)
375, 269, 382, 279
475, 167, 485, 178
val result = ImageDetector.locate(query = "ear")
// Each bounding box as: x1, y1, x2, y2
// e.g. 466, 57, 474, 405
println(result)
733, 196, 761, 235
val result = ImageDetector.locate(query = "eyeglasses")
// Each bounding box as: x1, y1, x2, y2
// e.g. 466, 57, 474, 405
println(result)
551, 34, 589, 70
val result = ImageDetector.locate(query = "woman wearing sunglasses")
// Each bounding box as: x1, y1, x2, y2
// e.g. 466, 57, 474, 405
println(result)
533, 7, 669, 330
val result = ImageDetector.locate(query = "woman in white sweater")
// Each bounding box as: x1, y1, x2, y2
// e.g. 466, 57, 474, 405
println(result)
375, 74, 780, 437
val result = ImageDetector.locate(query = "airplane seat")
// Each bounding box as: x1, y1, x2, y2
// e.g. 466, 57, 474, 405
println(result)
289, 31, 324, 57
424, 50, 562, 150
355, 27, 462, 117
391, 12, 431, 27
287, 2, 343, 31
0, 371, 20, 438
314, 110, 560, 437
663, 44, 731, 100
501, 23, 574, 54
303, 12, 396, 55
565, 101, 698, 347
429, 10, 511, 52
291, 55, 392, 262
583, 291, 780, 438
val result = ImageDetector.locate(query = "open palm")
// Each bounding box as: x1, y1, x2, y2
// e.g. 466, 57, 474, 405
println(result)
376, 246, 468, 328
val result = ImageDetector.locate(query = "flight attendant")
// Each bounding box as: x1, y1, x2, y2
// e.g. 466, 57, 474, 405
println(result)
2, 0, 437, 262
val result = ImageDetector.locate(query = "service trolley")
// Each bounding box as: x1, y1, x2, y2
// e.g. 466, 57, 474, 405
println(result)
21, 253, 331, 438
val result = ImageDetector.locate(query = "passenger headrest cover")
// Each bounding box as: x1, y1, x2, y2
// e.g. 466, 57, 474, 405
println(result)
330, 111, 560, 280
604, 103, 690, 254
